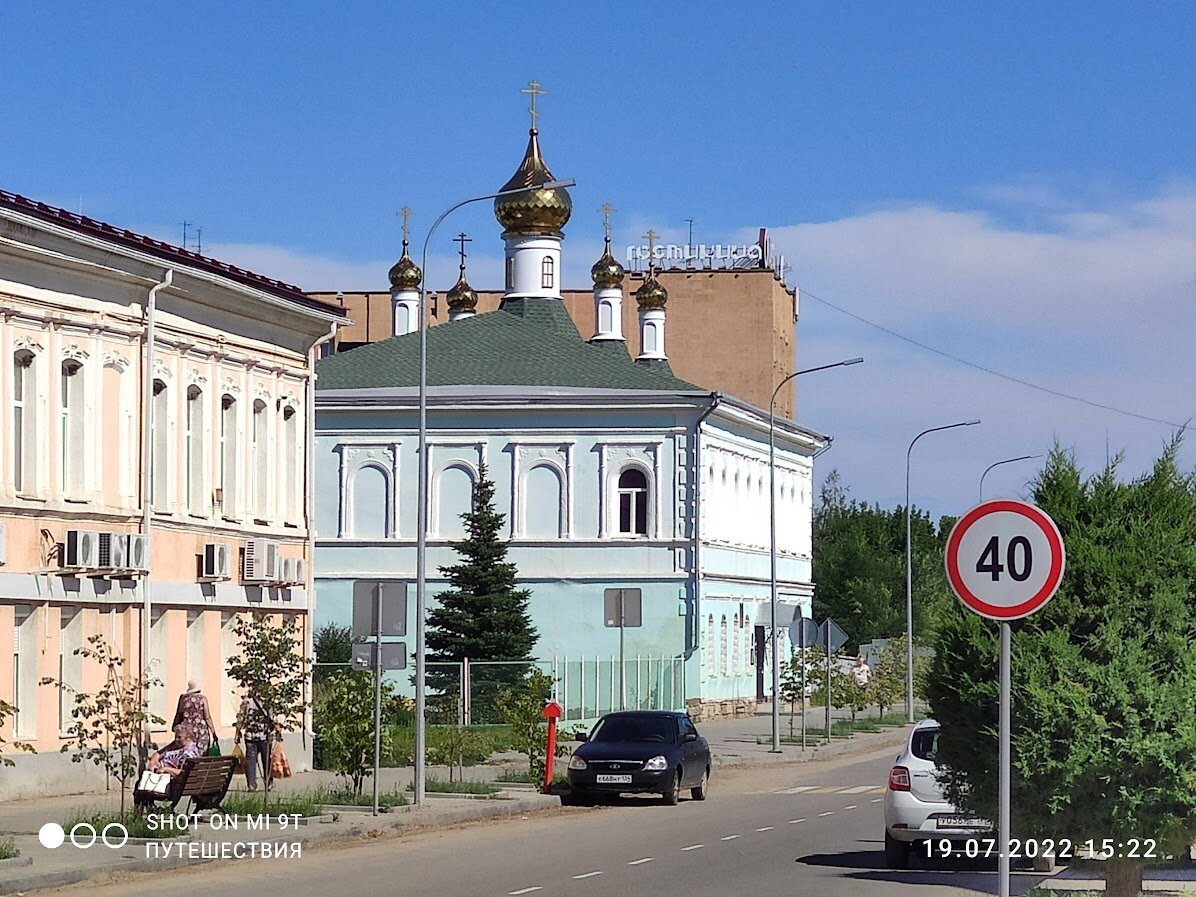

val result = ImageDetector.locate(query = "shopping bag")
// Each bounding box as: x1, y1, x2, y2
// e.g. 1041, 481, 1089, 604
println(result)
231, 743, 246, 775
137, 770, 172, 796
270, 740, 292, 780
205, 738, 222, 758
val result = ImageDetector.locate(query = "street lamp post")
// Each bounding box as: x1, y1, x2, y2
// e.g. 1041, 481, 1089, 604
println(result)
768, 356, 863, 752
904, 419, 980, 723
413, 179, 574, 805
979, 454, 1042, 502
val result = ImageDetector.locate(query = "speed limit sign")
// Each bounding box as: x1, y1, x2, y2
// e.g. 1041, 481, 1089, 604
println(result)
944, 499, 1066, 621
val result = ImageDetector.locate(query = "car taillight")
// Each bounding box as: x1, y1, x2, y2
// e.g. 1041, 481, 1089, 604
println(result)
888, 766, 911, 791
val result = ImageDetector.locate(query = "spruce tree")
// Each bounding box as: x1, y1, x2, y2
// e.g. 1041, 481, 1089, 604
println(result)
427, 464, 538, 711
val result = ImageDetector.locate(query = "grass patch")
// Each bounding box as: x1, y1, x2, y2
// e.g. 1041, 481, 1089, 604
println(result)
409, 776, 500, 795
0, 837, 19, 859
63, 809, 187, 839
494, 769, 566, 784
311, 784, 408, 808
219, 791, 323, 817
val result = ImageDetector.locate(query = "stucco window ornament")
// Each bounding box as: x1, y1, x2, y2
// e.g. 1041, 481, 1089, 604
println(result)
152, 358, 173, 380
61, 344, 89, 362
220, 376, 241, 396
12, 335, 44, 355
617, 467, 650, 536
186, 368, 208, 388
102, 351, 130, 371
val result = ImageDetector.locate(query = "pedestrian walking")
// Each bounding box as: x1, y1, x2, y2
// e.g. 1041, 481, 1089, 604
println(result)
172, 679, 217, 753
852, 655, 872, 687
235, 692, 274, 791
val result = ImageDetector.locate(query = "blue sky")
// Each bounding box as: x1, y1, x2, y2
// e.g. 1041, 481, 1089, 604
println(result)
3, 3, 1194, 518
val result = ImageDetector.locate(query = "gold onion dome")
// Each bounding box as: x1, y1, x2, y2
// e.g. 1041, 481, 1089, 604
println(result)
446, 271, 478, 314
493, 129, 573, 235
635, 269, 668, 310
591, 238, 625, 288
388, 241, 422, 291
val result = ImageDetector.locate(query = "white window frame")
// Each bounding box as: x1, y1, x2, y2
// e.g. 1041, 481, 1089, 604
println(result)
59, 359, 85, 498
12, 350, 35, 493
219, 394, 238, 518
616, 466, 650, 537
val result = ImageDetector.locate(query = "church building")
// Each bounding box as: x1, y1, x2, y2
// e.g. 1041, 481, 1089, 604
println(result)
312, 107, 824, 719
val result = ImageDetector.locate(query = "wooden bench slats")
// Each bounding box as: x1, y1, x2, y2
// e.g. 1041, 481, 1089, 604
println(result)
136, 755, 238, 814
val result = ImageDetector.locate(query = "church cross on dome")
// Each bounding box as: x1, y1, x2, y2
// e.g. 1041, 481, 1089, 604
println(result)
643, 228, 660, 270
454, 232, 472, 272
599, 202, 616, 240
521, 79, 547, 129
396, 206, 414, 241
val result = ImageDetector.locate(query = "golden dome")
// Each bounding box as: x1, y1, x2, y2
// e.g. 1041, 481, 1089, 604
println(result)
446, 271, 478, 314
635, 270, 668, 310
494, 129, 572, 236
591, 238, 625, 288
388, 240, 422, 291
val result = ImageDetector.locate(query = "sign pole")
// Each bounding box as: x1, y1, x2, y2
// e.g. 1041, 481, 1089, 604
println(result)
800, 621, 806, 751
998, 621, 1011, 897
372, 588, 382, 817
824, 627, 831, 746
619, 591, 626, 711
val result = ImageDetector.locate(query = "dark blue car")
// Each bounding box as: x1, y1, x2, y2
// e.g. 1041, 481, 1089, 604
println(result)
566, 711, 711, 805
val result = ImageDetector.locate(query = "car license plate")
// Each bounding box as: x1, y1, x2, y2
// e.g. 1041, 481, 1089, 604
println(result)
937, 815, 988, 829
596, 774, 632, 784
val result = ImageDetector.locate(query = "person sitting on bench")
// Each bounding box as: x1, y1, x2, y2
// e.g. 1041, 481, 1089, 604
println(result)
148, 724, 201, 777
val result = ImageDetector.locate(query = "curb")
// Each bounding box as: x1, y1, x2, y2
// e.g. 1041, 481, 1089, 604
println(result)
712, 725, 911, 769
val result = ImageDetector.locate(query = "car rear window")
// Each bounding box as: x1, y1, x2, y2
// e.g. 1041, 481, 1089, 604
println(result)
591, 716, 677, 743
911, 728, 940, 761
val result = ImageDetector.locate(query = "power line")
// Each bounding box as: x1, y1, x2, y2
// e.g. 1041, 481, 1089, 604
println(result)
799, 285, 1191, 432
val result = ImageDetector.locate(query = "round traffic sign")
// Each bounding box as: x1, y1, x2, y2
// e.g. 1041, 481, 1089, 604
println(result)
944, 499, 1065, 620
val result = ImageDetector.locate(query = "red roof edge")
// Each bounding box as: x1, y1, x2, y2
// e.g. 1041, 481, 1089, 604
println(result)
0, 189, 344, 318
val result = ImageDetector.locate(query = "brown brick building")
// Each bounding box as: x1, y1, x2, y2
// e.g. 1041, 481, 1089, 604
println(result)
310, 264, 798, 417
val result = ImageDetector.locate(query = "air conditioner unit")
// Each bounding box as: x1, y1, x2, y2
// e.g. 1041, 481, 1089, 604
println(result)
202, 543, 231, 580
64, 530, 100, 570
280, 556, 297, 585
244, 539, 281, 583
128, 534, 150, 573
109, 533, 130, 571
293, 558, 307, 585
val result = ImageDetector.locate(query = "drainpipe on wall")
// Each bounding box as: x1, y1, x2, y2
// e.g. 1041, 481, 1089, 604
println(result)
140, 269, 173, 754
303, 322, 338, 755
691, 393, 722, 689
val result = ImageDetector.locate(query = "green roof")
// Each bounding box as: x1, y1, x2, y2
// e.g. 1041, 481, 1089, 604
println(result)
316, 297, 700, 392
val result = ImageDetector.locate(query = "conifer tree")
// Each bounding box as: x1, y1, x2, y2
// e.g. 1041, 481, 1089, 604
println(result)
427, 464, 538, 706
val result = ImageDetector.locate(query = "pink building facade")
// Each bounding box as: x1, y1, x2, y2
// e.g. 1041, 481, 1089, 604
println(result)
0, 191, 344, 797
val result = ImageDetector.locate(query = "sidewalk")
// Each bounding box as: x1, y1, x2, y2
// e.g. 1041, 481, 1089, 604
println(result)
0, 704, 912, 894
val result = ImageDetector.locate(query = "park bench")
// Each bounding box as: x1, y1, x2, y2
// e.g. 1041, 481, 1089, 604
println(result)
134, 755, 238, 815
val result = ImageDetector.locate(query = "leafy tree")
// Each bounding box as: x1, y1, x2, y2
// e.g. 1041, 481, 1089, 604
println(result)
313, 623, 354, 687
0, 698, 35, 766
226, 613, 308, 811
779, 650, 816, 738
926, 441, 1196, 897
495, 669, 556, 777
427, 463, 538, 697
41, 636, 162, 819
314, 670, 398, 795
869, 635, 923, 718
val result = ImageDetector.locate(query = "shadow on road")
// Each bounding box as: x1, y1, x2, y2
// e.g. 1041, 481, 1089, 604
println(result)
797, 842, 1050, 895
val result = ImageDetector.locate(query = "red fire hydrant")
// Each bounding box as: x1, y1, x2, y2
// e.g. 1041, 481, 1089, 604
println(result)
542, 700, 562, 794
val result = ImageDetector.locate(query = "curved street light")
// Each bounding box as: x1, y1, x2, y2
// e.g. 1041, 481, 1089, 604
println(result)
904, 419, 980, 723
413, 179, 575, 805
768, 356, 863, 752
979, 454, 1042, 502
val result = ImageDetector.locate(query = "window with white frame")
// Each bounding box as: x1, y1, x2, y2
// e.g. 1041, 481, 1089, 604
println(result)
282, 404, 298, 523
252, 399, 269, 519
152, 380, 169, 510
617, 467, 649, 536
437, 464, 475, 537
58, 607, 83, 734
13, 605, 38, 737
185, 385, 204, 514
505, 256, 514, 291
12, 350, 35, 492
219, 395, 237, 516
59, 359, 85, 497
541, 255, 554, 289
523, 463, 563, 538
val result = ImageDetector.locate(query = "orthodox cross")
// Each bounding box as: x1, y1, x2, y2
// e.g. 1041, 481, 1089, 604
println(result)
521, 79, 547, 129
598, 201, 616, 241
454, 232, 472, 273
643, 228, 660, 271
396, 206, 414, 242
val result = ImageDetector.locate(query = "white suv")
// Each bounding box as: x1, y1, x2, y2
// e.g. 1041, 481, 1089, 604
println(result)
884, 718, 991, 868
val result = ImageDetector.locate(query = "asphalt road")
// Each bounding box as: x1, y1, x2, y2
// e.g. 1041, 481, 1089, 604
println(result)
48, 746, 1052, 897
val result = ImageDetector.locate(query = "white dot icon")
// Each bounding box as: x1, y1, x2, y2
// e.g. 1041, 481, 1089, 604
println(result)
39, 822, 65, 849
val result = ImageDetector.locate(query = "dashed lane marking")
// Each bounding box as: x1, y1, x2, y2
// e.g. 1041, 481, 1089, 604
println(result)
509, 889, 542, 895
871, 798, 883, 803
572, 872, 603, 880
758, 784, 888, 795
628, 858, 654, 866
841, 785, 876, 794
788, 819, 806, 824
777, 785, 817, 794
681, 844, 704, 851
844, 805, 858, 810
755, 826, 774, 832
817, 811, 835, 817
720, 835, 741, 841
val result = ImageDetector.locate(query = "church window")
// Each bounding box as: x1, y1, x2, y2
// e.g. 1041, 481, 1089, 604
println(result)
437, 463, 475, 538
523, 463, 563, 538
506, 257, 515, 291
541, 255, 554, 289
617, 467, 649, 536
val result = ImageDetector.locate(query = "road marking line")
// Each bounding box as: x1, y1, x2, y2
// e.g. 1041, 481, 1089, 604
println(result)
628, 858, 654, 866
871, 798, 883, 803
788, 818, 806, 824
720, 835, 741, 841
841, 785, 875, 794
755, 826, 774, 832
818, 811, 834, 817
572, 872, 603, 880
844, 805, 858, 810
509, 889, 542, 895
807, 786, 842, 794
870, 787, 886, 793
778, 785, 817, 794
681, 844, 704, 851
